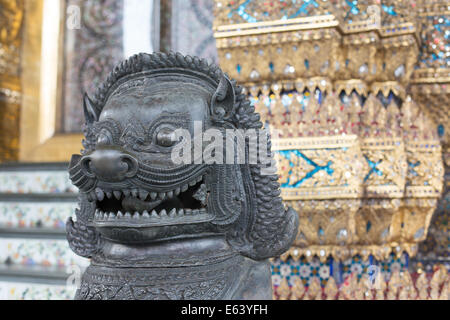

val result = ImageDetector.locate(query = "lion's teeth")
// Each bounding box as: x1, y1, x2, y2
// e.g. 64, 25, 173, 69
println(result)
150, 192, 157, 200
93, 207, 205, 221
105, 191, 112, 199
181, 184, 189, 192
196, 176, 203, 183
188, 180, 196, 187
131, 189, 138, 198
113, 191, 122, 200
167, 191, 174, 199
95, 188, 104, 201
123, 189, 130, 197
158, 192, 166, 200
139, 190, 149, 201
174, 188, 181, 196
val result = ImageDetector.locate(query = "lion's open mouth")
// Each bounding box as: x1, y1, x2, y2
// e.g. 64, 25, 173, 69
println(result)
86, 175, 213, 226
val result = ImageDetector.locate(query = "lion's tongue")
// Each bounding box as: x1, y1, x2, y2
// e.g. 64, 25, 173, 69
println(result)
121, 197, 162, 213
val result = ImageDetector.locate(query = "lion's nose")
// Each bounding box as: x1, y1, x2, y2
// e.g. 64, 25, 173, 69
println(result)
80, 149, 138, 182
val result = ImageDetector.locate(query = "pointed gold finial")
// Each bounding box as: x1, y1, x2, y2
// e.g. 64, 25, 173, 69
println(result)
324, 277, 338, 300
277, 278, 291, 300
348, 94, 362, 134
290, 277, 305, 300
439, 281, 449, 300
416, 272, 429, 300
307, 277, 322, 300
386, 100, 401, 137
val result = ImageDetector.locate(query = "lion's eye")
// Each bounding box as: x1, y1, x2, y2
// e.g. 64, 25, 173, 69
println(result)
156, 127, 177, 147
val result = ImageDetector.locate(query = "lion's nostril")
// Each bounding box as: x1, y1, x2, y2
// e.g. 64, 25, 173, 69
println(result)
80, 150, 138, 181
80, 156, 95, 178
121, 155, 138, 177
119, 161, 129, 172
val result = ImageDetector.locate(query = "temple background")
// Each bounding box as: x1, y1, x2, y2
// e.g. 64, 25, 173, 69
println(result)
0, 0, 448, 299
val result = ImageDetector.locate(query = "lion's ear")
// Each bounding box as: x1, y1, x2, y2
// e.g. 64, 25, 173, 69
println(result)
83, 93, 100, 124
210, 75, 236, 123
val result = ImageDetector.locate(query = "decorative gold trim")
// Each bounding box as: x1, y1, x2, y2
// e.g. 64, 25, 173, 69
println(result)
336, 4, 380, 35
361, 138, 404, 150
334, 80, 368, 96
418, 10, 450, 16
214, 15, 339, 38
274, 264, 449, 300
365, 185, 404, 198
379, 23, 416, 37
411, 68, 450, 84
405, 187, 443, 198
370, 82, 406, 99
214, 5, 416, 40
417, 0, 450, 17
280, 243, 420, 263
19, 0, 82, 162
272, 135, 358, 151
405, 140, 442, 152
281, 186, 362, 201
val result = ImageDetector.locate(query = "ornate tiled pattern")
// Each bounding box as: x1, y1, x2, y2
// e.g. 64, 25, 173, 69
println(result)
0, 202, 76, 229
0, 282, 76, 300
0, 171, 77, 194
343, 253, 407, 281
272, 256, 333, 287
273, 266, 450, 300
0, 238, 89, 268
271, 253, 409, 288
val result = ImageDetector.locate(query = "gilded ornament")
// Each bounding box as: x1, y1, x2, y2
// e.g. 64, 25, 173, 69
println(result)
213, 0, 444, 263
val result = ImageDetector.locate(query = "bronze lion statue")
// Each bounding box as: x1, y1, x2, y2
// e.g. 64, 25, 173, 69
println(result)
67, 52, 298, 300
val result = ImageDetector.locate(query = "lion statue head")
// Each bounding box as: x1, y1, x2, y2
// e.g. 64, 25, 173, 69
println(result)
67, 52, 298, 261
